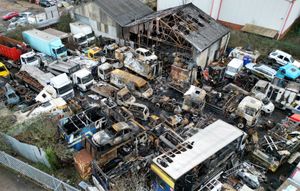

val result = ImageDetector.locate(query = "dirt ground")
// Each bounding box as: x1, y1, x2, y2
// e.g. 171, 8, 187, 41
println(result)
0, 166, 46, 191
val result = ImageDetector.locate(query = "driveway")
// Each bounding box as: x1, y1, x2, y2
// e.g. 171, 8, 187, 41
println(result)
0, 166, 46, 191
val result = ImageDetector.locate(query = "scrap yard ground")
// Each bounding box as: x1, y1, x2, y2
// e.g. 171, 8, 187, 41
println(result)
0, 0, 300, 191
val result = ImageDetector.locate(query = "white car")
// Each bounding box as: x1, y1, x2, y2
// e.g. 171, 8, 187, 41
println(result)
245, 63, 276, 81
135, 48, 158, 62
225, 58, 243, 78
268, 50, 300, 67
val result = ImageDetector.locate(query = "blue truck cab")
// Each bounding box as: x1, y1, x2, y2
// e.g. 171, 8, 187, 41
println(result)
22, 29, 67, 59
4, 83, 20, 106
58, 106, 107, 151
276, 63, 300, 81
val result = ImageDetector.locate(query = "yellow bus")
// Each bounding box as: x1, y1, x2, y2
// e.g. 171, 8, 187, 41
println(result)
151, 120, 247, 191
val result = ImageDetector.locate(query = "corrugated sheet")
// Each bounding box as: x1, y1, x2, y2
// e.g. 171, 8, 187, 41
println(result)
126, 3, 230, 52
95, 0, 154, 26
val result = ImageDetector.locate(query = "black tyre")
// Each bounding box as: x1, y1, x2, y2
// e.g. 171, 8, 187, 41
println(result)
237, 118, 246, 129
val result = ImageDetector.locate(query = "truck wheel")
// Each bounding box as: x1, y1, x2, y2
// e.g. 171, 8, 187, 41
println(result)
237, 119, 246, 129
102, 144, 111, 151
6, 63, 12, 69
16, 86, 26, 95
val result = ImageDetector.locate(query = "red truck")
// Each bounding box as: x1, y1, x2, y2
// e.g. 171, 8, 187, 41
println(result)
0, 36, 39, 68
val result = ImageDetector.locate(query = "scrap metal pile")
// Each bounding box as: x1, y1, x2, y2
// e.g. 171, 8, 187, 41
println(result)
0, 25, 300, 191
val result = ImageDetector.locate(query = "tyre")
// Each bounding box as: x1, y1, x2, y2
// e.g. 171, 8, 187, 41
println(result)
237, 118, 246, 129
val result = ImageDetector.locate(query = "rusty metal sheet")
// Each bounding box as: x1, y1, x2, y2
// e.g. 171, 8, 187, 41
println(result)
74, 149, 93, 180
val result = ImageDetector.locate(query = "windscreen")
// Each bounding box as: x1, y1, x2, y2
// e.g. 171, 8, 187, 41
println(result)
58, 83, 73, 95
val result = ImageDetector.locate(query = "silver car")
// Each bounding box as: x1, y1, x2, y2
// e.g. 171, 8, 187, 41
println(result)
92, 121, 140, 149
245, 63, 276, 81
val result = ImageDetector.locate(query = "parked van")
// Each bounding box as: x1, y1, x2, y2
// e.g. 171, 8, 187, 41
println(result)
110, 69, 153, 99
225, 58, 243, 79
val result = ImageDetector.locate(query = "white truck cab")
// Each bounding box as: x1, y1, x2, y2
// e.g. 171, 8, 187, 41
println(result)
225, 58, 243, 78
236, 96, 263, 128
70, 22, 95, 46
98, 62, 113, 81
50, 73, 74, 100
73, 33, 88, 48
20, 51, 40, 66
71, 68, 94, 91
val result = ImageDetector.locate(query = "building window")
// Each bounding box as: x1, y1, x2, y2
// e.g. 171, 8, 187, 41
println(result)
97, 22, 108, 33
104, 24, 108, 33
97, 22, 101, 32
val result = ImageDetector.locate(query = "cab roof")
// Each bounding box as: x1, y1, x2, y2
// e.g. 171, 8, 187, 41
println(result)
112, 122, 131, 132
89, 47, 102, 54
73, 69, 91, 78
239, 96, 262, 110
117, 87, 130, 96
98, 62, 112, 70
228, 58, 243, 68
271, 50, 292, 58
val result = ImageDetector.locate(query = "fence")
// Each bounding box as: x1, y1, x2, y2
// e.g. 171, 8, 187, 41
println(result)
2, 133, 50, 167
0, 151, 80, 191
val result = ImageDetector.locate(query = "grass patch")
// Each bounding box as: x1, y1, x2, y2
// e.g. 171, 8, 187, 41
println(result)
283, 18, 300, 44
229, 30, 300, 59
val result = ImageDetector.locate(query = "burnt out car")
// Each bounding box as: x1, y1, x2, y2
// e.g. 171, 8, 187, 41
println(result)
92, 120, 141, 149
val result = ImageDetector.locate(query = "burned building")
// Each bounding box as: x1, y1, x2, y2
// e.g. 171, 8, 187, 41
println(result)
75, 1, 230, 68
124, 3, 230, 68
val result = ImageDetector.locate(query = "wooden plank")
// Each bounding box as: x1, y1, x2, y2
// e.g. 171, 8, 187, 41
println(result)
241, 24, 278, 38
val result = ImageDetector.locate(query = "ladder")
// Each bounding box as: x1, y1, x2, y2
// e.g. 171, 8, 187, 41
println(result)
222, 163, 243, 178
199, 172, 223, 191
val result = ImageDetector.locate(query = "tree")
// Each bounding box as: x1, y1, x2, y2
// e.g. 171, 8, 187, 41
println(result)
55, 14, 73, 33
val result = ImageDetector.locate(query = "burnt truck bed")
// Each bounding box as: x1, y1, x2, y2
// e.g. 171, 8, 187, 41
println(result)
15, 71, 44, 92
59, 106, 107, 135
91, 81, 119, 98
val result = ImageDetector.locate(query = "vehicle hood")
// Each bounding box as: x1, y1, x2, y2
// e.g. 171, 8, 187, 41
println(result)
92, 130, 111, 146
225, 70, 236, 77
262, 101, 275, 114
146, 54, 158, 61
245, 63, 255, 70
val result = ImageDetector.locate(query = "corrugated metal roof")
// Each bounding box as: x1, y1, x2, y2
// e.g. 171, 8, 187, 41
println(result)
95, 0, 154, 27
126, 3, 230, 52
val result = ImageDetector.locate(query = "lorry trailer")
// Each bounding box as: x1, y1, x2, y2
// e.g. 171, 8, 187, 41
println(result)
0, 36, 39, 68
22, 29, 67, 59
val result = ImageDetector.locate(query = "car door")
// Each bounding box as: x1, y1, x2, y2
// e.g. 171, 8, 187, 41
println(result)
112, 130, 124, 145
283, 57, 291, 65
255, 67, 267, 79
122, 129, 132, 142
277, 55, 285, 65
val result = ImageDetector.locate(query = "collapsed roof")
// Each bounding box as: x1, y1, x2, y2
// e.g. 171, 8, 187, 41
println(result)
126, 3, 230, 52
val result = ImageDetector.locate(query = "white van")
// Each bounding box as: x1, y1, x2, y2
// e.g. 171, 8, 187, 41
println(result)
225, 58, 243, 78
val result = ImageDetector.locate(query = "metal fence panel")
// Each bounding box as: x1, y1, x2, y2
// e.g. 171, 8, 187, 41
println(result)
0, 151, 80, 191
2, 133, 50, 167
